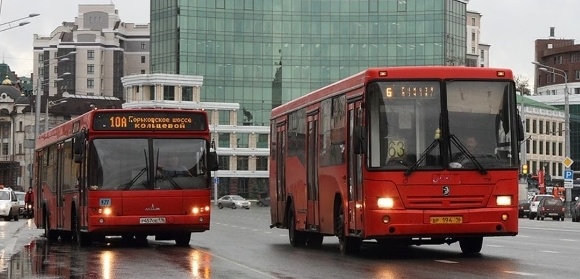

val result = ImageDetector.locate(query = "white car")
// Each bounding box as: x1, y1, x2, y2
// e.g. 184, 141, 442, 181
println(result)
528, 194, 554, 220
0, 187, 20, 221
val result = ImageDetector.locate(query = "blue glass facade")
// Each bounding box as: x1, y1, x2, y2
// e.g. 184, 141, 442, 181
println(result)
150, 0, 467, 126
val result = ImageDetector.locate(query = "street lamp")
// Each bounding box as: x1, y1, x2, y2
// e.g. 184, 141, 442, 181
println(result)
0, 13, 39, 33
532, 61, 571, 201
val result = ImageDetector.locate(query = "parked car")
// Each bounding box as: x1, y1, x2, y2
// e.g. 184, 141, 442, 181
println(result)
537, 196, 565, 221
0, 187, 20, 221
14, 191, 25, 217
256, 196, 270, 207
518, 199, 531, 218
217, 195, 251, 209
571, 197, 580, 222
528, 194, 554, 220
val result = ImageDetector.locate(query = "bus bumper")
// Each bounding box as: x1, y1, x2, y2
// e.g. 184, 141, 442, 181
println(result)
364, 207, 518, 238
87, 214, 211, 234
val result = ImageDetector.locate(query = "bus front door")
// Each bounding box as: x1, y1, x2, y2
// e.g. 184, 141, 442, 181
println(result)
273, 124, 287, 226
306, 114, 320, 230
347, 102, 364, 233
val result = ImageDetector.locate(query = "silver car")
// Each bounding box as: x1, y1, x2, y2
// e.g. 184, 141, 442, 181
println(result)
0, 188, 20, 221
217, 195, 251, 209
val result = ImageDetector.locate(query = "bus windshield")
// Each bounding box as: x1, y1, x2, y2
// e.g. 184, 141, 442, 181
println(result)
367, 80, 517, 170
367, 81, 441, 169
89, 138, 209, 190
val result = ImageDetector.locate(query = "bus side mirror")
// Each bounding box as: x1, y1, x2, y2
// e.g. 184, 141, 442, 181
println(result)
208, 151, 219, 171
353, 125, 366, 155
516, 113, 525, 142
73, 132, 86, 163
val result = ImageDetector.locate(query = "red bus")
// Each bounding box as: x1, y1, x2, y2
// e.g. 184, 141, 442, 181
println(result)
269, 67, 524, 255
34, 108, 218, 246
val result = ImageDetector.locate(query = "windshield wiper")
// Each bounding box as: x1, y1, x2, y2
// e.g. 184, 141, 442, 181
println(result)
450, 134, 487, 175
122, 167, 147, 190
405, 138, 440, 176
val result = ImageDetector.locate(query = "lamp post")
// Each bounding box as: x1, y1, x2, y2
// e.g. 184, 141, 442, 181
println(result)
532, 61, 571, 203
33, 51, 76, 192
44, 73, 71, 131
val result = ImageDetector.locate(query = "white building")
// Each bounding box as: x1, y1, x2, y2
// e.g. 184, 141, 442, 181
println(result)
466, 11, 490, 67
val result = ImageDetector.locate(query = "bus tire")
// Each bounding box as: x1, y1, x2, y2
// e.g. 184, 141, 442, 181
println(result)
74, 213, 91, 247
336, 203, 360, 255
459, 237, 483, 255
288, 209, 306, 247
44, 211, 58, 241
175, 233, 191, 247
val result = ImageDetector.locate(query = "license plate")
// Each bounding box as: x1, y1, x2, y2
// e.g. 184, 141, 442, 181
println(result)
430, 216, 462, 224
139, 217, 166, 224
548, 213, 558, 216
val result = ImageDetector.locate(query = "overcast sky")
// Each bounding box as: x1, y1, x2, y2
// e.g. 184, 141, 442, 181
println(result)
1, 0, 579, 87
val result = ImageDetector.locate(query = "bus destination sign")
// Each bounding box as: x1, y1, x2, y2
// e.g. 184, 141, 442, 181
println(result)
384, 85, 436, 99
92, 111, 207, 131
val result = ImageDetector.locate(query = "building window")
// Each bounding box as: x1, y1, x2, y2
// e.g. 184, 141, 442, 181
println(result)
53, 66, 58, 74
480, 50, 485, 59
163, 85, 175, 100
471, 47, 475, 54
219, 111, 231, 125
2, 143, 7, 155
87, 50, 94, 60
237, 134, 249, 148
87, 78, 94, 88
87, 64, 94, 75
141, 70, 145, 74
19, 121, 23, 132
141, 42, 146, 50
218, 156, 229, 170
257, 134, 268, 148
38, 54, 44, 62
141, 56, 146, 63
182, 86, 193, 101
471, 18, 475, 25
575, 70, 580, 81
256, 156, 268, 171
471, 32, 475, 41
218, 133, 230, 148
237, 156, 249, 171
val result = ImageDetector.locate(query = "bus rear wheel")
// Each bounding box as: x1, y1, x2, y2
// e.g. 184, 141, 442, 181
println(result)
288, 209, 305, 247
459, 237, 483, 255
44, 211, 59, 241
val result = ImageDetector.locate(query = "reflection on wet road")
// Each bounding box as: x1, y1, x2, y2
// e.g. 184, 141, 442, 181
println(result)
6, 238, 214, 279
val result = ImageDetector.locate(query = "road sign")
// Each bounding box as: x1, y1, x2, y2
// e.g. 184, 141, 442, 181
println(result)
564, 169, 574, 180
564, 180, 573, 189
563, 157, 574, 168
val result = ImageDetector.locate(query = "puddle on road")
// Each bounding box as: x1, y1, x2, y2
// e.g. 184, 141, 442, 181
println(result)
1, 238, 213, 278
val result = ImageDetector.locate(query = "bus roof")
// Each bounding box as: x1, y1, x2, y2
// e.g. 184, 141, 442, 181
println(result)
271, 66, 513, 119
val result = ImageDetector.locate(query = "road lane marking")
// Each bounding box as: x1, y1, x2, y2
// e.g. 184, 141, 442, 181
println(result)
539, 250, 560, 254
560, 239, 577, 242
504, 271, 535, 276
435, 260, 458, 264
485, 244, 503, 247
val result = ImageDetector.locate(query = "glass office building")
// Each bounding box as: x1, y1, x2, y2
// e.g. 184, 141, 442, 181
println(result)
150, 0, 467, 126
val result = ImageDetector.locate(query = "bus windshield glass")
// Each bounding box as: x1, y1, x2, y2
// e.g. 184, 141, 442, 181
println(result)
447, 81, 517, 169
89, 138, 208, 190
367, 81, 441, 169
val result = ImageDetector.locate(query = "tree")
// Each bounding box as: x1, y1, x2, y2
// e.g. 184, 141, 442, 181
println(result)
515, 75, 531, 95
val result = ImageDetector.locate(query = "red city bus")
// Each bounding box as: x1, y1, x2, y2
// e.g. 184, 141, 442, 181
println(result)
269, 66, 524, 255
34, 108, 218, 246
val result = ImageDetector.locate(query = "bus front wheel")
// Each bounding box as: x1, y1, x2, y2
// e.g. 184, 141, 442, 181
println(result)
175, 233, 192, 247
459, 237, 483, 255
336, 204, 361, 255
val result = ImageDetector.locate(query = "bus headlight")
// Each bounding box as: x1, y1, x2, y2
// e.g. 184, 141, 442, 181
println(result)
496, 196, 512, 206
98, 207, 112, 215
192, 207, 200, 214
377, 198, 394, 209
